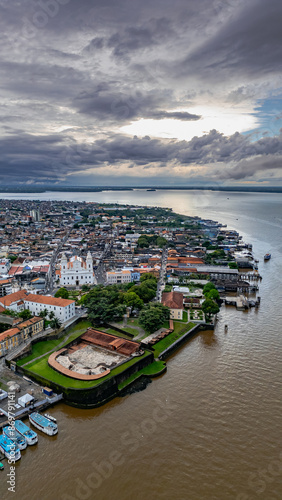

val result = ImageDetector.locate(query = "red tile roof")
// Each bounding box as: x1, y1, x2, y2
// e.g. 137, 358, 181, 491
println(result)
161, 291, 183, 309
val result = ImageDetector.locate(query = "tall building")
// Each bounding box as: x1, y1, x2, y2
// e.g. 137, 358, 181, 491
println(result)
30, 209, 40, 222
60, 252, 95, 287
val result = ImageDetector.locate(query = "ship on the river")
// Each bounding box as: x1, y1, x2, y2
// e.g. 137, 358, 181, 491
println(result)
15, 419, 38, 445
29, 412, 58, 436
0, 435, 21, 461
3, 426, 27, 450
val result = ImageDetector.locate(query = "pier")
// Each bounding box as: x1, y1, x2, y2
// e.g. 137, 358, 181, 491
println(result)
225, 295, 261, 310
0, 393, 63, 430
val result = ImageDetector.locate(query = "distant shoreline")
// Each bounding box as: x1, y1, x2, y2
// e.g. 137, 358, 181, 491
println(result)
0, 186, 282, 194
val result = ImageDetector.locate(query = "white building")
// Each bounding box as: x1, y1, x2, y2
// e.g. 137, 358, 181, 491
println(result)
25, 294, 75, 322
0, 258, 11, 275
60, 252, 95, 287
106, 270, 132, 284
0, 290, 76, 322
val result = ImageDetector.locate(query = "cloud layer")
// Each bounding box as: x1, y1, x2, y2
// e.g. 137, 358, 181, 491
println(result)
0, 0, 282, 185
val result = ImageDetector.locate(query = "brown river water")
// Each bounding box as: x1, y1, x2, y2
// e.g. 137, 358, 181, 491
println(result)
0, 190, 281, 500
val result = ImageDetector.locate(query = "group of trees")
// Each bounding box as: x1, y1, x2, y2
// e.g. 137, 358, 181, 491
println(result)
137, 234, 167, 249
55, 287, 69, 299
139, 303, 170, 333
202, 282, 220, 322
39, 309, 62, 330
85, 274, 159, 326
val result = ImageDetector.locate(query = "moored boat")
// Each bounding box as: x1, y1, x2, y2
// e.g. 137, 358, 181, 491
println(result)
44, 413, 57, 423
3, 426, 27, 450
264, 253, 271, 260
15, 419, 38, 445
0, 435, 21, 461
29, 412, 58, 436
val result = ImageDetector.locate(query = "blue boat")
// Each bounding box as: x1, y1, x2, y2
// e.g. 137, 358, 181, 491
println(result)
0, 435, 21, 461
29, 412, 58, 436
15, 420, 38, 445
264, 253, 271, 261
3, 426, 27, 450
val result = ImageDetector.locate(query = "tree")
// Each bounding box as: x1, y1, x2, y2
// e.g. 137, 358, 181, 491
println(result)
48, 311, 55, 320
55, 287, 69, 299
131, 283, 156, 302
206, 289, 220, 301
18, 309, 32, 320
123, 292, 143, 312
140, 273, 157, 283
203, 282, 216, 296
156, 236, 167, 248
39, 308, 48, 319
50, 317, 62, 331
139, 303, 170, 333
86, 286, 126, 325
228, 262, 239, 269
202, 298, 220, 322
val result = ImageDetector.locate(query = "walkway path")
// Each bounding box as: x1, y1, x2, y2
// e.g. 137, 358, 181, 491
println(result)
21, 321, 87, 367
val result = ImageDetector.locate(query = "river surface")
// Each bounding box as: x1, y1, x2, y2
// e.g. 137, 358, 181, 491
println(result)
0, 190, 282, 500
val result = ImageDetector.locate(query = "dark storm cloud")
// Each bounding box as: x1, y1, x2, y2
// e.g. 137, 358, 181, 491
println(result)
178, 0, 282, 80
0, 0, 282, 184
1, 129, 282, 182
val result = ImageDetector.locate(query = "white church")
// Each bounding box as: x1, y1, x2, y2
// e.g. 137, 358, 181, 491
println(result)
60, 252, 96, 287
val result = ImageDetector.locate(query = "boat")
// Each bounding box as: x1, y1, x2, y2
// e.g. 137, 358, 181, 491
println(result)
15, 419, 38, 445
44, 413, 57, 423
0, 435, 21, 461
0, 462, 4, 470
3, 426, 27, 450
29, 412, 58, 436
264, 253, 271, 261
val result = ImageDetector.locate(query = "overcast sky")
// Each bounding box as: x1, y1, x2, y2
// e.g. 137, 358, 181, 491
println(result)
1, 0, 282, 186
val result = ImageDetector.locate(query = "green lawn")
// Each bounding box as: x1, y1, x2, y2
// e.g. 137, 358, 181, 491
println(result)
127, 318, 140, 327
24, 351, 151, 389
17, 320, 91, 366
118, 360, 166, 390
152, 321, 196, 358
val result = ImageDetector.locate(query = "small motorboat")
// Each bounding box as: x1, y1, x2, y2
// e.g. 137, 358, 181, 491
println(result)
44, 413, 57, 423
264, 253, 271, 261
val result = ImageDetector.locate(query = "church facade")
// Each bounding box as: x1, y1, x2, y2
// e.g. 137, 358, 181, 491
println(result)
60, 252, 95, 287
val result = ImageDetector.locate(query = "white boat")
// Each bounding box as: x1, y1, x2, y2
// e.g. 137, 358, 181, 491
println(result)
44, 413, 57, 423
29, 412, 58, 436
15, 419, 38, 445
0, 435, 21, 461
3, 426, 27, 450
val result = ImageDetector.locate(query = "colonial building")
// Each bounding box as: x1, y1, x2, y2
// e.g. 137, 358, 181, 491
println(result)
0, 290, 76, 322
24, 294, 75, 322
161, 291, 184, 320
60, 253, 95, 287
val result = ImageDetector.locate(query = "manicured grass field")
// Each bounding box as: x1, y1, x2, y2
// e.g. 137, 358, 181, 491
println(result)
152, 321, 196, 358
23, 349, 151, 389
17, 320, 91, 366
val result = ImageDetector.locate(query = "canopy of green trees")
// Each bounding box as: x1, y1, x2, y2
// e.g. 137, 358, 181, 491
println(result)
139, 303, 170, 333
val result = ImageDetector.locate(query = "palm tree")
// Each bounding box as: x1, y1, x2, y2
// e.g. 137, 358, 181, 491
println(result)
39, 308, 49, 329
50, 317, 62, 331
48, 311, 55, 320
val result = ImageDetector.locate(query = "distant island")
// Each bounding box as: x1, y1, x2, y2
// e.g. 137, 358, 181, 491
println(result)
0, 185, 282, 193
